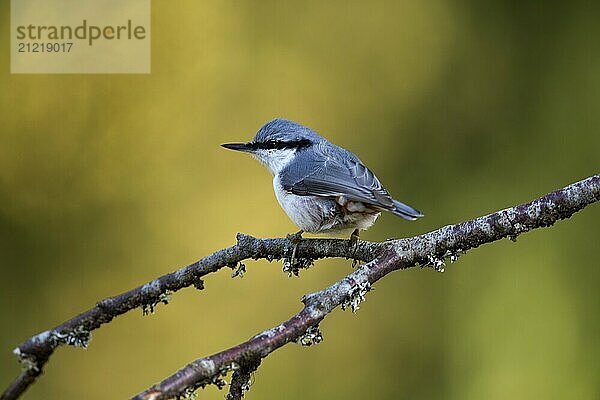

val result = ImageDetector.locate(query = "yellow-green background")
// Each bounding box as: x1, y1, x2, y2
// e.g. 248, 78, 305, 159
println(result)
1, 1, 599, 399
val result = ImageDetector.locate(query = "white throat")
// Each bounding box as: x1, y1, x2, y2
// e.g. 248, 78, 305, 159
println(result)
252, 148, 297, 176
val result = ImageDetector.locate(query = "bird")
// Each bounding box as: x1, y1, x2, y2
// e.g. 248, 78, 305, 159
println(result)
221, 118, 423, 242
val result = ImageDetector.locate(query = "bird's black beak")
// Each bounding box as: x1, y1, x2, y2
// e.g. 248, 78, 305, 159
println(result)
221, 142, 252, 152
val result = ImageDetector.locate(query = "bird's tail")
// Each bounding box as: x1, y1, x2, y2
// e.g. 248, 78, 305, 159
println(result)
390, 199, 424, 221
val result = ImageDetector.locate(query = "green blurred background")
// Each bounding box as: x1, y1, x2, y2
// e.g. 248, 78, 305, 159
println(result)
1, 1, 599, 399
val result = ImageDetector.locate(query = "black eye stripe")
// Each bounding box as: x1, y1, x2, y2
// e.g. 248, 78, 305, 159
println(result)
249, 139, 312, 150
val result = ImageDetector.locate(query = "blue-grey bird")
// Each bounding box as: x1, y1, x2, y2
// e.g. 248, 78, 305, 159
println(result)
222, 118, 423, 240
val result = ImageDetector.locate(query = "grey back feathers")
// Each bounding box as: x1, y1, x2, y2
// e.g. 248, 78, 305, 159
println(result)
256, 118, 423, 220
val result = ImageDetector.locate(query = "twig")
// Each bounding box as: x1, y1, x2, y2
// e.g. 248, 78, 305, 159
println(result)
226, 359, 262, 400
132, 174, 600, 400
0, 370, 41, 400
2, 174, 599, 400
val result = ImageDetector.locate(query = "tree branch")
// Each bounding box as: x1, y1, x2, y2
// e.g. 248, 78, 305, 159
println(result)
2, 174, 599, 400
132, 174, 600, 400
2, 226, 383, 399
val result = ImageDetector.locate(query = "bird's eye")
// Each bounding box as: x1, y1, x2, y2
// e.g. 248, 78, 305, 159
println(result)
265, 140, 281, 149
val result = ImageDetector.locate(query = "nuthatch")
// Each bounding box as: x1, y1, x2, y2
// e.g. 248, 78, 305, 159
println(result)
222, 118, 423, 241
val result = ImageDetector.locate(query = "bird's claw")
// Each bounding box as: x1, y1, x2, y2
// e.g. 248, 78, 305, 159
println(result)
285, 230, 304, 272
349, 229, 361, 268
286, 230, 304, 246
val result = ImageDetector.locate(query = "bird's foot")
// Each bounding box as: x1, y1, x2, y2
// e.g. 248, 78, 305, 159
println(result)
283, 230, 304, 276
349, 229, 361, 268
286, 230, 304, 246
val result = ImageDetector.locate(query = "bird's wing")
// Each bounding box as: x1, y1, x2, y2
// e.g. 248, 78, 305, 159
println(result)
279, 142, 395, 209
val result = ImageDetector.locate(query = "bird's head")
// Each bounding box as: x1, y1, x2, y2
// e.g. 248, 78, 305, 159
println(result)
222, 118, 321, 175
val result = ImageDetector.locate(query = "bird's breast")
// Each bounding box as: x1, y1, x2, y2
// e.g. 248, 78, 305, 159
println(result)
272, 175, 331, 232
